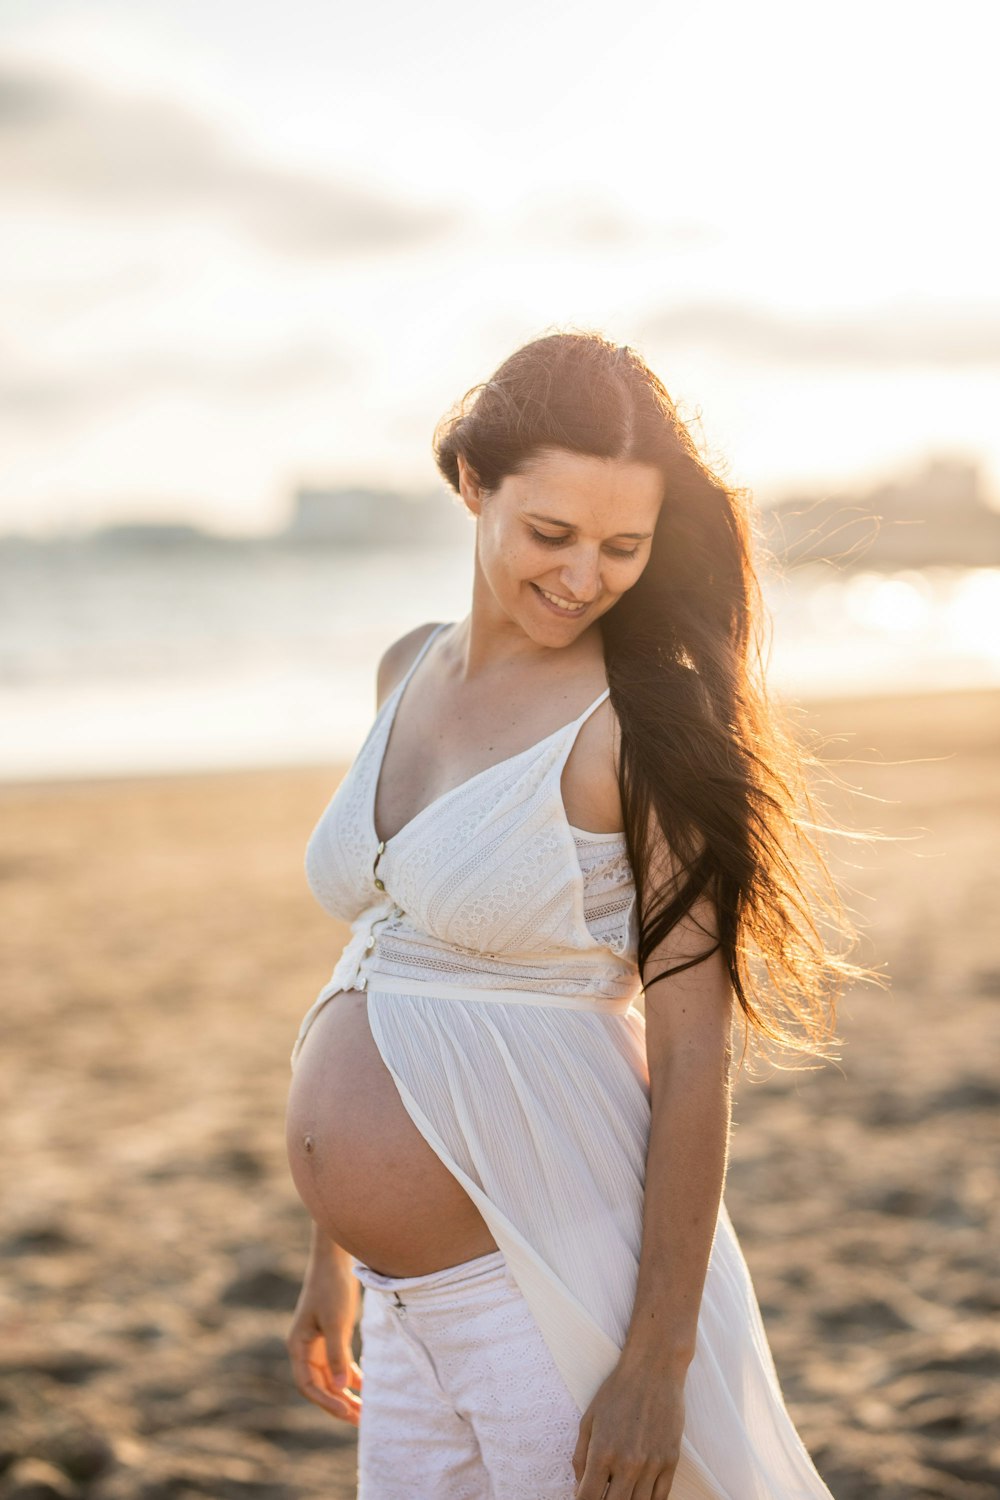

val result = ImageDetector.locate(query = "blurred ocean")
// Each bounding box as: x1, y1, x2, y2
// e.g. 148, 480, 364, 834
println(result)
3, 540, 999, 781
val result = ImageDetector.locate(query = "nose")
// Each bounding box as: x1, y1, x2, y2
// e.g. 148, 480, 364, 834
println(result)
559, 547, 602, 601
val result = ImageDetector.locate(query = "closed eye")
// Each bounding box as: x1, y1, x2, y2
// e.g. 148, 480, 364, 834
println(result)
528, 526, 640, 561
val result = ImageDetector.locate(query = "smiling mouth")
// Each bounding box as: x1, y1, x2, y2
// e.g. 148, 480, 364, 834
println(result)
532, 583, 588, 615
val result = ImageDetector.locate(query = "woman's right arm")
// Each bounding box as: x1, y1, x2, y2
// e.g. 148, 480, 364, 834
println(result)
287, 1221, 364, 1425
286, 623, 443, 1420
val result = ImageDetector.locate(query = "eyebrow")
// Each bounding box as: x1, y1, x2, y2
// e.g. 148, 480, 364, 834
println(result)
525, 511, 654, 541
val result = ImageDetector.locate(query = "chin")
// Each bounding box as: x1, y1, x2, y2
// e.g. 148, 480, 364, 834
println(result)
525, 609, 592, 648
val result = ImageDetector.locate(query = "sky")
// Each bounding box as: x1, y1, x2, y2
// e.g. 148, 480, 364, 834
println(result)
2, 0, 998, 535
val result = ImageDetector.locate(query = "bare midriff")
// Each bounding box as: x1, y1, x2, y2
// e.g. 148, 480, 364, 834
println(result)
284, 989, 498, 1277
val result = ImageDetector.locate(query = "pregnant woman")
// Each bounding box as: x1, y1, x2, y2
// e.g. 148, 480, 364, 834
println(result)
285, 331, 867, 1498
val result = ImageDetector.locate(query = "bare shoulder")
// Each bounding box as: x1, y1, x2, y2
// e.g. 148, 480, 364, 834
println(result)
376, 622, 446, 708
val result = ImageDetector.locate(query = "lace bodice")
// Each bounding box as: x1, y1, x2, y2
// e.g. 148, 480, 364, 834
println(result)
303, 622, 640, 1007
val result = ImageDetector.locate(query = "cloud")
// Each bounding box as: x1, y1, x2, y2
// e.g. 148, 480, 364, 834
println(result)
0, 344, 350, 420
639, 301, 1000, 367
508, 190, 719, 251
0, 65, 461, 256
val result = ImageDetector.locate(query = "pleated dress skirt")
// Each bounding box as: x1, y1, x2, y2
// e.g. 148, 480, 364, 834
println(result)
316, 974, 837, 1500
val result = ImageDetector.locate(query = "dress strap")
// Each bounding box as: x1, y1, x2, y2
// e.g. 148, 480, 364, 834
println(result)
393, 621, 451, 698
574, 687, 611, 726
553, 687, 611, 769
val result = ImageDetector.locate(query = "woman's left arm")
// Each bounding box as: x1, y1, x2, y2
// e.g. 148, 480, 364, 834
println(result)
572, 872, 733, 1500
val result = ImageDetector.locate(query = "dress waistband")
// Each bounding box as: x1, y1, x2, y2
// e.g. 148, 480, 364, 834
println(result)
352, 1248, 509, 1299
365, 973, 636, 1014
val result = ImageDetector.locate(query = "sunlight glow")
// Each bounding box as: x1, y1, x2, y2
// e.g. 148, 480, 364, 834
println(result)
944, 568, 1000, 661
844, 574, 935, 635
0, 0, 997, 530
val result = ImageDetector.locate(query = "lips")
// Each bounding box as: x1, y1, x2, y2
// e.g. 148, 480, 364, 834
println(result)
532, 583, 588, 615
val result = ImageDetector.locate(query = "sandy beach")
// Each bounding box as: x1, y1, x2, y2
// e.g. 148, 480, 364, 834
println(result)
1, 686, 997, 1500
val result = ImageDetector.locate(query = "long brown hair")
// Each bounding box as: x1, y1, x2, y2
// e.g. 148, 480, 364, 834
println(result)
433, 328, 882, 1059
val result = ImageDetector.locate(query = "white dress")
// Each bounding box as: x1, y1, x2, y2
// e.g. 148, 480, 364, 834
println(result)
291, 623, 834, 1500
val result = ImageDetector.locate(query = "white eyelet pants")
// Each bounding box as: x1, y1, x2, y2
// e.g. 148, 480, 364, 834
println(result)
352, 1248, 582, 1499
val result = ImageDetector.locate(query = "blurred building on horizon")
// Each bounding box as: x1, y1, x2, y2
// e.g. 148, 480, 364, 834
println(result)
759, 457, 1000, 570
285, 486, 465, 547
4, 454, 1000, 571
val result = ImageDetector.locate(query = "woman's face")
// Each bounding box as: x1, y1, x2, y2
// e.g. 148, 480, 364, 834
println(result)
459, 447, 663, 644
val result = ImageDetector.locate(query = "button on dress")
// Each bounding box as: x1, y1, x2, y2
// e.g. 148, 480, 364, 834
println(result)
291, 622, 834, 1499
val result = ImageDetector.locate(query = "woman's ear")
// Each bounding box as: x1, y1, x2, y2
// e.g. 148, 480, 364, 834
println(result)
457, 453, 485, 517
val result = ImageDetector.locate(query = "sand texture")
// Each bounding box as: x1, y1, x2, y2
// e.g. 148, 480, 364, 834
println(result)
1, 687, 998, 1500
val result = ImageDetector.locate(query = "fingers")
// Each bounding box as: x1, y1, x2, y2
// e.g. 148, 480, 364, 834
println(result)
571, 1410, 594, 1486
574, 1446, 612, 1500
577, 1463, 675, 1500
573, 1411, 613, 1500
288, 1326, 363, 1426
327, 1335, 363, 1393
572, 1387, 681, 1498
308, 1354, 363, 1425
626, 1476, 665, 1500
573, 1419, 677, 1500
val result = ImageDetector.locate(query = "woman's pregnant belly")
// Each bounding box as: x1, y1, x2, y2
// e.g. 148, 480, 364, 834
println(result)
285, 989, 498, 1277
